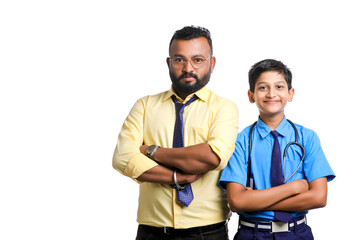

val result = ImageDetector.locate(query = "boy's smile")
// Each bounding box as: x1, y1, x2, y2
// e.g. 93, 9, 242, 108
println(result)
248, 70, 294, 121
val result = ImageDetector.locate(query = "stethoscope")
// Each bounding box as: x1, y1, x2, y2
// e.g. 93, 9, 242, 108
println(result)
246, 119, 305, 188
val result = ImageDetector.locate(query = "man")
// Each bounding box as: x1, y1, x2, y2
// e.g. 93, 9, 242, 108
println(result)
112, 26, 239, 240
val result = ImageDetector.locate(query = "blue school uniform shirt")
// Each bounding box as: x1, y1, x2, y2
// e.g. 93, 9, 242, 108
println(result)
219, 117, 335, 220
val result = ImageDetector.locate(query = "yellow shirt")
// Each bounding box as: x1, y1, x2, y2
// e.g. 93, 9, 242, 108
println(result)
113, 86, 239, 229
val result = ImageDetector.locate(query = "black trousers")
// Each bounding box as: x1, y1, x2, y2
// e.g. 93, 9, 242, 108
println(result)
136, 221, 229, 240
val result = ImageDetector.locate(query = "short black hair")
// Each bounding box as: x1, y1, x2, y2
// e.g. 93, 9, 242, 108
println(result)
169, 25, 213, 55
248, 59, 292, 92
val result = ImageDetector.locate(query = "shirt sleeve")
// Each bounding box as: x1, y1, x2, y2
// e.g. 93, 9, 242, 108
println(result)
207, 99, 239, 170
219, 131, 248, 189
112, 98, 158, 182
303, 130, 336, 183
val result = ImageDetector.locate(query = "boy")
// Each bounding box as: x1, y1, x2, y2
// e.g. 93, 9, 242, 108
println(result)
219, 59, 335, 240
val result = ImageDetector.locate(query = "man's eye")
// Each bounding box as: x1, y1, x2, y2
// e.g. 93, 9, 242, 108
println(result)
193, 58, 204, 63
174, 58, 185, 63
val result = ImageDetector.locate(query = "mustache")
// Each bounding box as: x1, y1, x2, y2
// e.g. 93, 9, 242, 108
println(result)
179, 72, 199, 80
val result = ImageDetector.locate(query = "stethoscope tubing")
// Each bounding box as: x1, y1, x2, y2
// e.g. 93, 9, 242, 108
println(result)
283, 120, 305, 182
247, 119, 306, 187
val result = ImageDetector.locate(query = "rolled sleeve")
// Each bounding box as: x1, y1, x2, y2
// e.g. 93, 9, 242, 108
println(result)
219, 132, 248, 189
123, 154, 158, 180
207, 99, 239, 170
112, 98, 158, 181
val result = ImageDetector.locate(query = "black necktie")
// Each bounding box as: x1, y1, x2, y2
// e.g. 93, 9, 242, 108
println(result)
171, 94, 198, 207
271, 130, 292, 222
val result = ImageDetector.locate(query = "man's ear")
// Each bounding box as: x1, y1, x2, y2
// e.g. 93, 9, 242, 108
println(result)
288, 88, 295, 102
210, 56, 216, 73
166, 57, 171, 68
248, 90, 255, 103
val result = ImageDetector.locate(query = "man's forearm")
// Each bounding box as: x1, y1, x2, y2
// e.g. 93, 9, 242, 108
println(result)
136, 165, 202, 184
136, 165, 174, 184
141, 143, 220, 174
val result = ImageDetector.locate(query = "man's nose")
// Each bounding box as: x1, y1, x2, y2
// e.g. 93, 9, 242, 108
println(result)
183, 60, 194, 72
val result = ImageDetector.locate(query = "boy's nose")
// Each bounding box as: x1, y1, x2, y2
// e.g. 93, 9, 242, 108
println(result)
267, 88, 276, 98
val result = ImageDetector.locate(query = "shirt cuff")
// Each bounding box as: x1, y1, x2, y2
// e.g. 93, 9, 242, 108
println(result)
124, 153, 158, 182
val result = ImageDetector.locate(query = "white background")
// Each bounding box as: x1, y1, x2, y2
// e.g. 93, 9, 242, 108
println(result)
1, 0, 358, 239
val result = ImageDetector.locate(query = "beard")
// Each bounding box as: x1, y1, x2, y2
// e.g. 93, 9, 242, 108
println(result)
169, 68, 211, 95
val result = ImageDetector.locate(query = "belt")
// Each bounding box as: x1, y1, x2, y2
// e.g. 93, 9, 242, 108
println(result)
240, 216, 306, 233
140, 221, 226, 235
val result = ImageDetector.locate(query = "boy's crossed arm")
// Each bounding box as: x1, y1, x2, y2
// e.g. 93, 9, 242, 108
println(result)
227, 177, 327, 213
264, 177, 328, 212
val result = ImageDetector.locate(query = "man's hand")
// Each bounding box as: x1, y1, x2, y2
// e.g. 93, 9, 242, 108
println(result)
139, 145, 148, 154
176, 171, 203, 184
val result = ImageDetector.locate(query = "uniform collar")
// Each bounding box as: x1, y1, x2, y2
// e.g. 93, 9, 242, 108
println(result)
256, 116, 291, 138
163, 85, 210, 103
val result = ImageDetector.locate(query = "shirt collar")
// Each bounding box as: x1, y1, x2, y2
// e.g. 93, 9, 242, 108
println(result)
256, 116, 290, 138
163, 85, 210, 103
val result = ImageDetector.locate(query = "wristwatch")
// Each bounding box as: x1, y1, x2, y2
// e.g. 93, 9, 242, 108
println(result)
144, 145, 159, 160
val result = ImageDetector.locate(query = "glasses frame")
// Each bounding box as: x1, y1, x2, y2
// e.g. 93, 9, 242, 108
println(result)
168, 56, 212, 69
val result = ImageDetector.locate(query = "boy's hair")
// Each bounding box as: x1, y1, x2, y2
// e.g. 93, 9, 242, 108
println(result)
169, 25, 213, 55
248, 59, 292, 92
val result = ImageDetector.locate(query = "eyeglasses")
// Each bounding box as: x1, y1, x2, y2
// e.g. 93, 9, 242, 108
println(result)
169, 56, 212, 69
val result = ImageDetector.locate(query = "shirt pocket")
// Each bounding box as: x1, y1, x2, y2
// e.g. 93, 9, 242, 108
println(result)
190, 126, 209, 144
284, 145, 305, 181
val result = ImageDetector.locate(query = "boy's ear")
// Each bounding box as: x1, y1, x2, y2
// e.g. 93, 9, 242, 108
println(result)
248, 90, 255, 103
288, 88, 295, 102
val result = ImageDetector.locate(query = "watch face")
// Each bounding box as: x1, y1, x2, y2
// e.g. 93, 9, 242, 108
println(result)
145, 145, 156, 158
145, 147, 150, 156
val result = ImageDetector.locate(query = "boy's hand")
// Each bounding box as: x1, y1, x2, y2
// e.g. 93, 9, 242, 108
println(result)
290, 179, 309, 194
